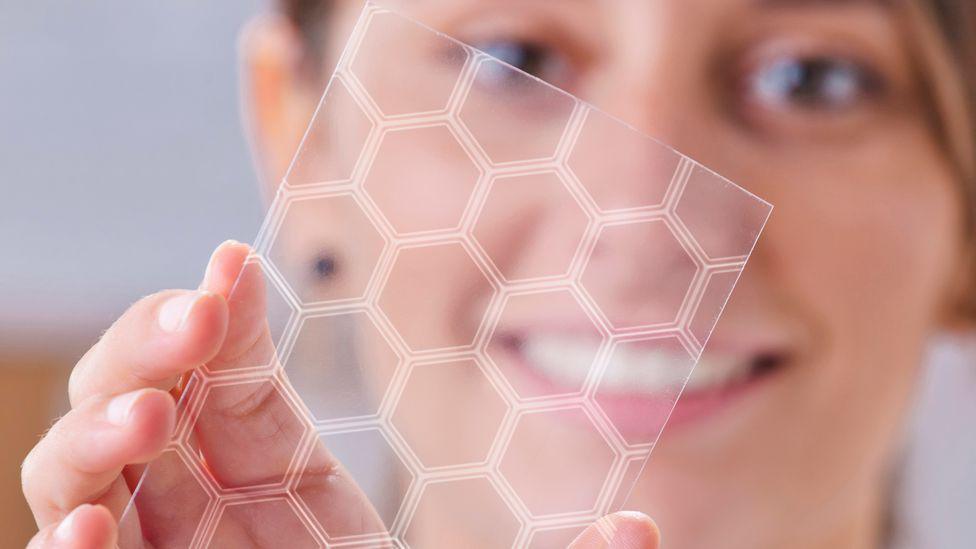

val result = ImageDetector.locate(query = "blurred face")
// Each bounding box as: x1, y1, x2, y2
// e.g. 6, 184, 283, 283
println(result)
245, 0, 968, 548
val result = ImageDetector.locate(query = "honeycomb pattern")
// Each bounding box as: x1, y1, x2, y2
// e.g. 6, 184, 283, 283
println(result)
122, 3, 771, 548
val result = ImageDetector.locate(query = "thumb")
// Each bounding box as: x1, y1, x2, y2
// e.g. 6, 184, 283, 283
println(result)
568, 511, 661, 549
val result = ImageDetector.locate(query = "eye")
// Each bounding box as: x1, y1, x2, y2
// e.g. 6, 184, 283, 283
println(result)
472, 38, 573, 89
745, 55, 884, 112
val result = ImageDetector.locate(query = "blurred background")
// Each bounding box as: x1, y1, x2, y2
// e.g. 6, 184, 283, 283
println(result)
0, 2, 261, 544
1, 2, 974, 548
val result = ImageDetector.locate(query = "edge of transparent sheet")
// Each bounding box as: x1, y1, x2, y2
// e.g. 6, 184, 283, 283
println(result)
120, 2, 773, 547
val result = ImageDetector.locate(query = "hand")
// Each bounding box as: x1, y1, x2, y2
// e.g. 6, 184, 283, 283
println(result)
22, 240, 383, 548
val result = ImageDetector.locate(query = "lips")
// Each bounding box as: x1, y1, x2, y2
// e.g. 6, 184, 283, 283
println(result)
489, 329, 789, 441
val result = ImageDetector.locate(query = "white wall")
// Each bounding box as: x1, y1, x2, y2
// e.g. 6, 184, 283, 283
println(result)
0, 1, 265, 351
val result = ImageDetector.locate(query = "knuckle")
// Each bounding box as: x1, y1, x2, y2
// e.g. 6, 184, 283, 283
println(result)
20, 443, 44, 496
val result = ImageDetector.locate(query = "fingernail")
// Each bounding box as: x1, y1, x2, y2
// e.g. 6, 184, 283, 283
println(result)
157, 292, 202, 333
54, 504, 89, 540
106, 390, 143, 426
616, 510, 651, 521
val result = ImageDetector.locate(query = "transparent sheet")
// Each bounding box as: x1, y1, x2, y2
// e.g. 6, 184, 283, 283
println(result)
120, 3, 772, 547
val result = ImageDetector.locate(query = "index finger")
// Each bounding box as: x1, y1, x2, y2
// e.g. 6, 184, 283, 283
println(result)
68, 240, 249, 407
126, 256, 384, 546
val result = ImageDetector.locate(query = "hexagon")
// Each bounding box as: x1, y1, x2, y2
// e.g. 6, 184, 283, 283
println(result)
404, 478, 521, 547
499, 409, 615, 517
595, 336, 694, 446
210, 259, 295, 373
210, 498, 318, 548
392, 359, 508, 468
363, 126, 480, 234
296, 428, 412, 538
459, 57, 576, 164
285, 311, 400, 422
568, 108, 678, 212
487, 290, 603, 400
674, 165, 772, 260
689, 269, 740, 345
293, 433, 392, 540
128, 449, 212, 548
580, 220, 698, 330
473, 172, 589, 281
287, 79, 374, 186
350, 11, 468, 116
377, 243, 496, 352
268, 194, 385, 305
192, 380, 308, 489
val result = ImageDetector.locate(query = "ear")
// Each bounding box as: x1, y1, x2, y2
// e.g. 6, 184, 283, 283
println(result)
239, 14, 320, 200
942, 244, 976, 331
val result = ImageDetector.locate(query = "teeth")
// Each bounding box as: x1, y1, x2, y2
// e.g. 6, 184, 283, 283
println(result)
518, 335, 753, 395
521, 336, 600, 389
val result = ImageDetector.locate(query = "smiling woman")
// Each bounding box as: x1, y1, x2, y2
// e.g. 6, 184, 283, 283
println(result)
17, 0, 976, 548
252, 1, 976, 548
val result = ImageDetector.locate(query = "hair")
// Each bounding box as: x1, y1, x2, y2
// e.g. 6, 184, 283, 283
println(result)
277, 0, 976, 321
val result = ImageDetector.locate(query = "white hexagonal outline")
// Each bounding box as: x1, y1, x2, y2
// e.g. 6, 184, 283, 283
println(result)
264, 191, 392, 308
399, 474, 526, 549
496, 405, 621, 520
455, 55, 580, 168
372, 239, 501, 355
200, 495, 321, 548
387, 356, 512, 472
180, 373, 313, 495
345, 10, 472, 120
283, 75, 379, 190
291, 425, 417, 545
279, 308, 406, 425
576, 216, 704, 335
562, 107, 683, 216
481, 287, 611, 404
359, 123, 486, 238
469, 169, 595, 285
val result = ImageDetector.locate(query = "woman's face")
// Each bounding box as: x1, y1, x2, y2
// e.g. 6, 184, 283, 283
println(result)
245, 0, 968, 547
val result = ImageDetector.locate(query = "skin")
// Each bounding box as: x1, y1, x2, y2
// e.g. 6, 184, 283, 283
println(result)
22, 0, 972, 548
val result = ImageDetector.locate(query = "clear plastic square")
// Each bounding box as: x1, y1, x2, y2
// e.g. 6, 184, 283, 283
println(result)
120, 3, 772, 547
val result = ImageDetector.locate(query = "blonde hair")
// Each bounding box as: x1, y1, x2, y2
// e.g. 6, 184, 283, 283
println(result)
901, 0, 976, 322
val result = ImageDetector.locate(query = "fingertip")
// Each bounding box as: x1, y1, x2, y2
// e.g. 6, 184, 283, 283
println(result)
607, 511, 660, 549
145, 289, 228, 376
52, 504, 117, 549
125, 389, 176, 462
176, 290, 229, 363
570, 511, 660, 549
201, 240, 252, 298
70, 290, 230, 407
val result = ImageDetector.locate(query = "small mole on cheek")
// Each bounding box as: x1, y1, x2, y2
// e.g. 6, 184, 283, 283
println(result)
312, 252, 339, 280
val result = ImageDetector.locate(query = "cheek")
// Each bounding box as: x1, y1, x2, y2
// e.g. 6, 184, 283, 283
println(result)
748, 126, 962, 456
763, 135, 959, 355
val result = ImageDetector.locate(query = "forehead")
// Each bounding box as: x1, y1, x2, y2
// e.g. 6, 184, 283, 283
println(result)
349, 0, 897, 36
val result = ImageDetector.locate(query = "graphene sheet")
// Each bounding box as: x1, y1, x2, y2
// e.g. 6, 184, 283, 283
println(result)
120, 3, 773, 548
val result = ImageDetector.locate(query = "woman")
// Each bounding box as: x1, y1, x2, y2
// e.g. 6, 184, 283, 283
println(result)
20, 0, 976, 547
